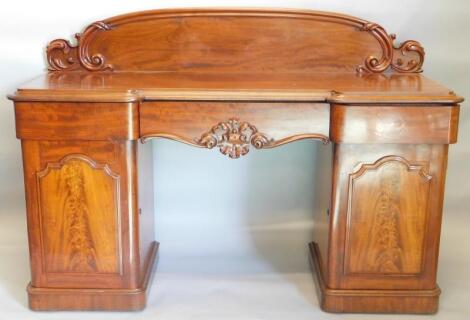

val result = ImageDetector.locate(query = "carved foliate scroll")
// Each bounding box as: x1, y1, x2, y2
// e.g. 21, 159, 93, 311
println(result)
47, 22, 114, 71
356, 24, 425, 73
196, 118, 272, 159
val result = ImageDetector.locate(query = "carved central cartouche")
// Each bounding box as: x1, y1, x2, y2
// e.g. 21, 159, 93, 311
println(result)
196, 118, 272, 159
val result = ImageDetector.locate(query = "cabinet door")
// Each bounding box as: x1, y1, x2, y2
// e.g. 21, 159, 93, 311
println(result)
22, 140, 136, 289
328, 144, 447, 290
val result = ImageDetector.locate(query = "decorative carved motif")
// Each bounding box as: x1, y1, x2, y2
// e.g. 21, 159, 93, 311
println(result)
357, 24, 425, 74
46, 39, 79, 71
46, 21, 114, 71
195, 118, 272, 158
390, 36, 425, 73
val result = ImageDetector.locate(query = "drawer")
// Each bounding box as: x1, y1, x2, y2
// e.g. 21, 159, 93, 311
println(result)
140, 101, 330, 157
331, 104, 460, 144
15, 101, 139, 140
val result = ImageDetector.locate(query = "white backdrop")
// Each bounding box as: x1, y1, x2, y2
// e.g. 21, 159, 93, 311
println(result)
0, 1, 469, 319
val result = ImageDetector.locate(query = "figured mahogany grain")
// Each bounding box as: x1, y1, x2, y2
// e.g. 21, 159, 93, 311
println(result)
324, 143, 448, 291
37, 156, 121, 275
345, 156, 430, 276
20, 140, 152, 291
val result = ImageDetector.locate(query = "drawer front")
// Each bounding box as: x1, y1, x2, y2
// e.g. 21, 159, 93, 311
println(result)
15, 101, 139, 141
331, 104, 460, 144
140, 101, 330, 158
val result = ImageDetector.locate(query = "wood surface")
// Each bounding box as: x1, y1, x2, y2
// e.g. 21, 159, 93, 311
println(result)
8, 7, 462, 314
137, 142, 156, 279
11, 72, 463, 104
331, 104, 460, 143
345, 156, 430, 276
323, 143, 448, 291
37, 155, 121, 275
15, 102, 139, 140
44, 8, 425, 74
28, 242, 159, 311
309, 242, 440, 314
312, 143, 333, 278
141, 101, 329, 158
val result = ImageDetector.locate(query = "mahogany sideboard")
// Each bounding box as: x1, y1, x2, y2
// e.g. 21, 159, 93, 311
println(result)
8, 8, 463, 314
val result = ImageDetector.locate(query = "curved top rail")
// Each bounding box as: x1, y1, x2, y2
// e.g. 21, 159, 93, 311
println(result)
46, 8, 424, 74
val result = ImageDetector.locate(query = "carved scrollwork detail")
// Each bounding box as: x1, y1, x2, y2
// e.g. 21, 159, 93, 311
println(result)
251, 132, 271, 149
357, 23, 425, 74
76, 22, 114, 71
356, 23, 393, 74
359, 22, 381, 32
46, 21, 114, 71
195, 118, 272, 159
390, 36, 425, 73
46, 39, 80, 71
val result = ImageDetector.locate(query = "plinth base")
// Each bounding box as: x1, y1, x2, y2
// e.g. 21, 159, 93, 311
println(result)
308, 242, 440, 314
27, 241, 159, 311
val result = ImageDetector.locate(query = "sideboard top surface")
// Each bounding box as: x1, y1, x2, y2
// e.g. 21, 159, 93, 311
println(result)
12, 72, 462, 104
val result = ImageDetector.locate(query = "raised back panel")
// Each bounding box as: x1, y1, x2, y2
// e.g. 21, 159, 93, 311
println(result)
47, 8, 424, 74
